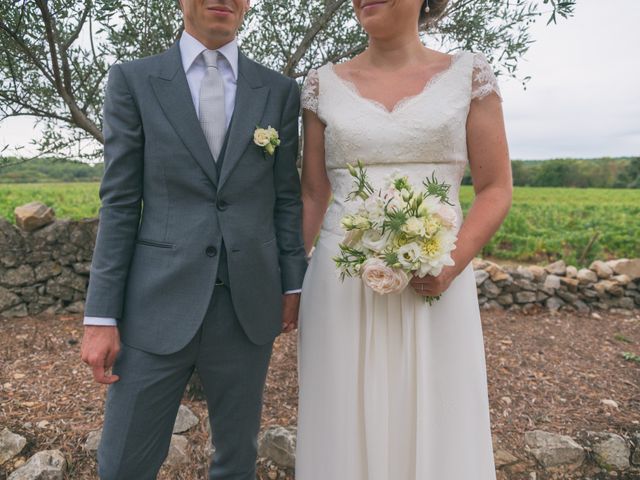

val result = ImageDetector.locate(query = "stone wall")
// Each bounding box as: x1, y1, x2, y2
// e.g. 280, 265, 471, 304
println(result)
0, 216, 639, 318
473, 258, 640, 314
0, 218, 96, 317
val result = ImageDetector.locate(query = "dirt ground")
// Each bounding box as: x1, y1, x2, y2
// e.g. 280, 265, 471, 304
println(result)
1, 307, 639, 479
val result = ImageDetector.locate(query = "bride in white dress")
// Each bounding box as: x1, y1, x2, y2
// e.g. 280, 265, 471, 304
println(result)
295, 0, 512, 478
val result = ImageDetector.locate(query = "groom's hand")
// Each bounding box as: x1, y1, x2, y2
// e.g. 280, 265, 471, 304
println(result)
281, 293, 301, 333
81, 326, 121, 384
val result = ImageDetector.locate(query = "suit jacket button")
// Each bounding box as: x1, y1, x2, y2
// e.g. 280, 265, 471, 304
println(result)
217, 200, 228, 211
205, 246, 217, 257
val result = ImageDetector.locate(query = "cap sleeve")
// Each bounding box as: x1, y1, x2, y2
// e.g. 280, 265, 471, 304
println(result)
301, 68, 320, 113
471, 53, 502, 102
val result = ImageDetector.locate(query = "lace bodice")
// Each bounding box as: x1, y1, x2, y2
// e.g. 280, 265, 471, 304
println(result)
301, 51, 502, 237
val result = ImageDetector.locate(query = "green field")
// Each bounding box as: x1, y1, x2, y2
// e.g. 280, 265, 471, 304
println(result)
1, 183, 638, 267
0, 182, 100, 222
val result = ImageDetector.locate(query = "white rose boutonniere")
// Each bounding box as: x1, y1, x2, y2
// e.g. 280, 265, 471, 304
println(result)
253, 125, 280, 156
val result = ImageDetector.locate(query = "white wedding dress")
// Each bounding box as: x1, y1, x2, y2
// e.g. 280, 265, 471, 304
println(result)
296, 51, 501, 480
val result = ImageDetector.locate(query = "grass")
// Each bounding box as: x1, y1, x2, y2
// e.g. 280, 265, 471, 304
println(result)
1, 183, 639, 266
0, 182, 100, 222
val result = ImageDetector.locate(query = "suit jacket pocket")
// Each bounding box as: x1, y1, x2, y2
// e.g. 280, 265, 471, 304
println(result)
136, 238, 175, 249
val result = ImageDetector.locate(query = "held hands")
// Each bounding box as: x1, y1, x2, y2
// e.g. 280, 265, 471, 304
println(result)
80, 326, 121, 384
281, 293, 301, 333
409, 264, 458, 298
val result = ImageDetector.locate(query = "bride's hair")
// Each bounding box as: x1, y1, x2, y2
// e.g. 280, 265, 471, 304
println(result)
419, 0, 449, 29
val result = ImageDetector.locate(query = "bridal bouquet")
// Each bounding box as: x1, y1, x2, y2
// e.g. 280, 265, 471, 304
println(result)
333, 161, 458, 304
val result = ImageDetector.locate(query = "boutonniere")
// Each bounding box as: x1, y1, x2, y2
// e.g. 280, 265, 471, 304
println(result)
253, 125, 280, 157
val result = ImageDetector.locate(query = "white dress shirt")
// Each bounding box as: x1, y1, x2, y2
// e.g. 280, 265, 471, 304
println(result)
181, 30, 238, 127
84, 33, 298, 327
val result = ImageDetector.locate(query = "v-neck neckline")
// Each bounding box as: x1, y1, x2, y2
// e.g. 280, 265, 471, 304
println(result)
327, 51, 465, 115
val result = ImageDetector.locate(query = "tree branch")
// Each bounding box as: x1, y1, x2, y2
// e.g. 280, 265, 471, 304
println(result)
64, 0, 92, 49
36, 0, 103, 143
283, 0, 348, 77
0, 20, 56, 84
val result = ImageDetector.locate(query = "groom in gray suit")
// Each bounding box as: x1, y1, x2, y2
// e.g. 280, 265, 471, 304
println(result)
80, 0, 306, 478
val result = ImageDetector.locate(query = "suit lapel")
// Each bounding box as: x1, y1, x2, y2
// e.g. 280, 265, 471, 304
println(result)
149, 43, 218, 188
218, 52, 270, 190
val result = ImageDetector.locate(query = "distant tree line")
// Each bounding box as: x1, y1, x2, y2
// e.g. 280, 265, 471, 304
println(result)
463, 157, 640, 188
0, 157, 103, 183
1, 156, 638, 188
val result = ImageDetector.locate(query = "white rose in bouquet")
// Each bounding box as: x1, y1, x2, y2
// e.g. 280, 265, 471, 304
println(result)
361, 230, 392, 253
361, 258, 410, 295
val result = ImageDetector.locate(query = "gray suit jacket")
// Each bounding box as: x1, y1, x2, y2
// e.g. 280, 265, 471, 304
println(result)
84, 42, 307, 354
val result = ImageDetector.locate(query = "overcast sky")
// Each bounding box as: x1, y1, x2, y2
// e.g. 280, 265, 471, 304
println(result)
1, 0, 638, 161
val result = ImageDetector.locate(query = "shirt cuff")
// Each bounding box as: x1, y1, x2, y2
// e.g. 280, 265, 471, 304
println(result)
84, 316, 118, 327
284, 289, 302, 295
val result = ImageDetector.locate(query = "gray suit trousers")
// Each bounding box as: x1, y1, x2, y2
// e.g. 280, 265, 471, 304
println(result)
97, 285, 273, 480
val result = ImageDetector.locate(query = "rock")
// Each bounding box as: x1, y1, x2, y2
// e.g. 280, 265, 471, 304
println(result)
613, 297, 635, 310
2, 303, 28, 317
611, 274, 631, 286
557, 290, 578, 304
482, 300, 502, 310
514, 291, 537, 304
582, 288, 599, 299
514, 279, 537, 291
54, 268, 87, 292
594, 280, 624, 297
545, 297, 565, 311
0, 428, 27, 465
494, 448, 519, 468
472, 258, 489, 270
64, 301, 85, 314
590, 260, 614, 279
560, 277, 579, 292
173, 405, 199, 434
574, 300, 590, 313
536, 291, 549, 302
44, 280, 74, 302
566, 265, 578, 278
528, 265, 546, 280
524, 430, 585, 467
71, 263, 91, 275
589, 432, 630, 470
545, 260, 567, 276
164, 435, 189, 466
577, 268, 598, 284
609, 259, 640, 280
34, 262, 62, 283
481, 279, 501, 299
631, 433, 640, 466
600, 399, 619, 409
258, 426, 296, 468
1, 266, 35, 287
515, 266, 535, 280
7, 449, 66, 480
0, 287, 22, 312
83, 429, 102, 456
544, 274, 561, 291
485, 263, 512, 282
474, 269, 489, 286
496, 293, 514, 306
14, 202, 55, 232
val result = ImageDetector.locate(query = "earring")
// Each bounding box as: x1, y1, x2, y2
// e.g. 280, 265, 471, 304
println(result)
424, 1, 430, 13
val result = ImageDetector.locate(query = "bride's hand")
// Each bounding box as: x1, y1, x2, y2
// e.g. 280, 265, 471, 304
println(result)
409, 265, 458, 297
